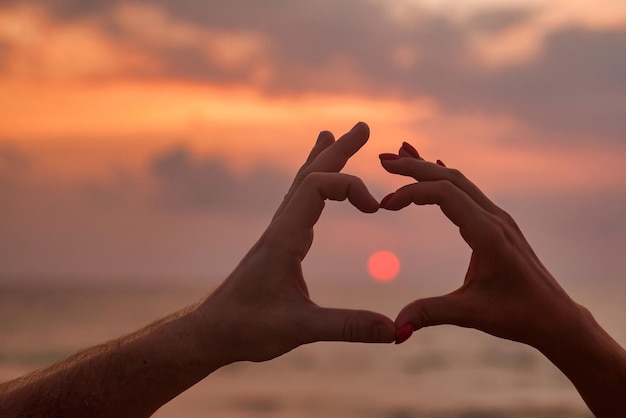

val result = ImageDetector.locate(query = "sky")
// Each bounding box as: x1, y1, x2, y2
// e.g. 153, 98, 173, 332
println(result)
1, 0, 625, 292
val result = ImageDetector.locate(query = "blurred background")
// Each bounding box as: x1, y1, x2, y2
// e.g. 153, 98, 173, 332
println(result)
1, 0, 624, 416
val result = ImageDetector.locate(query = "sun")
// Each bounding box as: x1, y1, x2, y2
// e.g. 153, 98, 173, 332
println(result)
367, 250, 400, 282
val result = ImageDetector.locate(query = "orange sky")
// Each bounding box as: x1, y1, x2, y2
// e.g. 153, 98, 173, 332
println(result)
1, 1, 625, 189
1, 1, 625, 283
2, 1, 625, 185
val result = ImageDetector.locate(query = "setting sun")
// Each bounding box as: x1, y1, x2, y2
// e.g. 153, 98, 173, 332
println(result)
367, 250, 400, 282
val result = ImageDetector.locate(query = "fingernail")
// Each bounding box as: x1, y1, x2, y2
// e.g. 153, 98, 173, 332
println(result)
379, 192, 395, 209
436, 159, 446, 167
379, 153, 400, 161
395, 324, 414, 345
351, 121, 364, 131
401, 142, 420, 159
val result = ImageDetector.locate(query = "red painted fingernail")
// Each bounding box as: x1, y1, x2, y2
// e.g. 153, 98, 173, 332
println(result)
436, 159, 446, 167
379, 153, 400, 161
395, 324, 414, 345
401, 142, 420, 159
379, 192, 395, 208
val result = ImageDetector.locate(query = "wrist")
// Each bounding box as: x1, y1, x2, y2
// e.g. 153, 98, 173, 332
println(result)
534, 301, 626, 416
179, 300, 238, 370
533, 300, 593, 357
535, 299, 626, 379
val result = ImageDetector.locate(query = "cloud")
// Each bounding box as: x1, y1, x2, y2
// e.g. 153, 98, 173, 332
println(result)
0, 141, 624, 288
0, 142, 30, 172
0, 142, 31, 197
1, 2, 625, 284
94, 1, 625, 145
5, 0, 621, 145
468, 7, 535, 34
149, 144, 290, 214
437, 27, 626, 144
0, 142, 291, 282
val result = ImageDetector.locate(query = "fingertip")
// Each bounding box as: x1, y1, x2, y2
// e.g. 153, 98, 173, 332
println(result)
364, 204, 380, 214
394, 323, 414, 345
359, 197, 380, 214
374, 318, 397, 343
345, 178, 381, 214
401, 142, 420, 159
395, 303, 425, 332
379, 153, 401, 161
316, 130, 335, 146
379, 192, 395, 209
351, 121, 370, 137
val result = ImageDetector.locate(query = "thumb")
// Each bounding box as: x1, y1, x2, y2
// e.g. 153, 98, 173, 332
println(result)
395, 293, 472, 343
306, 306, 396, 344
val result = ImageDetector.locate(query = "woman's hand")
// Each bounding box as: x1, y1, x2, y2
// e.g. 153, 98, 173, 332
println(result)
378, 142, 626, 417
379, 143, 581, 348
196, 122, 396, 364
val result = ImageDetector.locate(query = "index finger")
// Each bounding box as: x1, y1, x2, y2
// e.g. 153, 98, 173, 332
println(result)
274, 122, 370, 220
381, 180, 500, 250
380, 157, 502, 216
307, 121, 370, 173
278, 172, 379, 231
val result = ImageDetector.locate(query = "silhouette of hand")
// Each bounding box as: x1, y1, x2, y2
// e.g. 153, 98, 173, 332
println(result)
379, 143, 582, 350
198, 123, 395, 364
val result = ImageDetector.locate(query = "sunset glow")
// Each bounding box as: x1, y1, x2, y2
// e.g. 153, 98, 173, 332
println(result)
0, 0, 624, 284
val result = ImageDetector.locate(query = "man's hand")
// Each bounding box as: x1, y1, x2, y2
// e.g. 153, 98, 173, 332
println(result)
196, 122, 396, 363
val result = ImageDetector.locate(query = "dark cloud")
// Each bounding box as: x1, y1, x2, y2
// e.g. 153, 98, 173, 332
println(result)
438, 27, 626, 144
0, 143, 290, 281
149, 144, 290, 214
0, 142, 30, 172
468, 8, 534, 33
0, 142, 31, 201
0, 143, 623, 285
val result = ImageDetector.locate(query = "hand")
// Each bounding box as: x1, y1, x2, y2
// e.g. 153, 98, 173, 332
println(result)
197, 122, 396, 364
378, 143, 582, 349
0, 124, 396, 418
379, 142, 626, 417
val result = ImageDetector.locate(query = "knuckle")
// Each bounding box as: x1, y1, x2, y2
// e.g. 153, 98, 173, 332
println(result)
437, 179, 458, 195
299, 171, 324, 189
498, 208, 520, 230
486, 214, 508, 239
482, 213, 518, 251
415, 306, 434, 328
447, 168, 466, 182
342, 314, 360, 342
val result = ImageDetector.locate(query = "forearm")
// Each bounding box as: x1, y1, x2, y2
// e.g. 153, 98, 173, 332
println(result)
538, 303, 626, 417
0, 302, 227, 418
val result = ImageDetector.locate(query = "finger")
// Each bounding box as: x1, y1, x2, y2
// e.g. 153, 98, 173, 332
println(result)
308, 121, 369, 173
395, 293, 474, 336
380, 157, 501, 216
273, 131, 335, 221
303, 130, 335, 169
279, 172, 379, 230
380, 181, 497, 249
274, 123, 368, 221
305, 305, 396, 343
398, 148, 414, 159
398, 141, 423, 160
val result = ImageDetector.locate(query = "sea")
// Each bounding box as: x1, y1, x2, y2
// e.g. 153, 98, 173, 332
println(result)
2, 279, 622, 418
